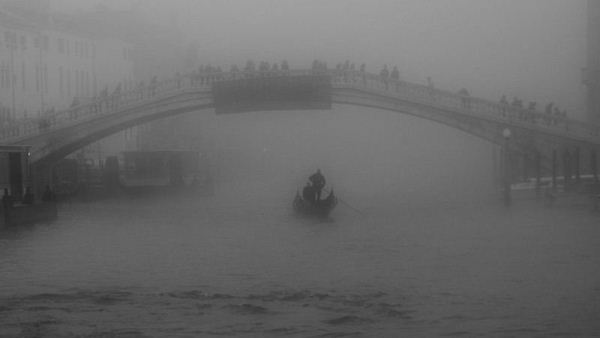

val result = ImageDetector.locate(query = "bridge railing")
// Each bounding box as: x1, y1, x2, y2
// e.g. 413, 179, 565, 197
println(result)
2, 67, 600, 146
331, 70, 600, 143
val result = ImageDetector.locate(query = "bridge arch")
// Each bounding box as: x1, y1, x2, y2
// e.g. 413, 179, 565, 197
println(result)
1, 70, 598, 170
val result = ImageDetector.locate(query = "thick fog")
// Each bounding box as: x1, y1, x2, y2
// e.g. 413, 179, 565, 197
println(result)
47, 0, 590, 205
53, 0, 588, 115
45, 0, 589, 204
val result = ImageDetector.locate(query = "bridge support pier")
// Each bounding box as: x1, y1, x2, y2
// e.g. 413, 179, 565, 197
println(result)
503, 139, 511, 207
31, 163, 53, 201
592, 149, 598, 184
574, 146, 581, 185
535, 150, 541, 198
564, 149, 572, 192
552, 149, 558, 192
492, 146, 500, 188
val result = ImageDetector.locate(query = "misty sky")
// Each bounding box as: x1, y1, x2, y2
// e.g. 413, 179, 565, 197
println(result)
52, 0, 588, 117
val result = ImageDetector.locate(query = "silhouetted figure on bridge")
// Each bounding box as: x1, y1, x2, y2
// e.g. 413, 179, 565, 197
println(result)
281, 60, 289, 74
458, 88, 470, 110
196, 65, 204, 84
136, 81, 145, 100
309, 169, 326, 201
175, 72, 182, 88
527, 102, 537, 123
510, 97, 522, 108
499, 95, 509, 117
380, 65, 390, 90
553, 106, 562, 126
111, 83, 122, 109
99, 86, 109, 111
244, 60, 256, 76
150, 76, 158, 96
391, 66, 400, 91
545, 102, 554, 125
230, 64, 240, 78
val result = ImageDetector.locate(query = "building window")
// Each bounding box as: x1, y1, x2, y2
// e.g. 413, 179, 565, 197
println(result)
4, 31, 17, 49
85, 71, 90, 97
75, 69, 79, 97
57, 38, 64, 54
43, 64, 48, 94
42, 35, 48, 51
35, 65, 40, 92
21, 63, 25, 91
59, 66, 63, 98
66, 69, 71, 98
1, 62, 5, 89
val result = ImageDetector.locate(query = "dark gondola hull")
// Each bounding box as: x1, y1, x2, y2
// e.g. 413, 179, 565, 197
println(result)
293, 190, 338, 217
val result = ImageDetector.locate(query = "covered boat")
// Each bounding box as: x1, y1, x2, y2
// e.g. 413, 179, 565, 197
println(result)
293, 189, 338, 217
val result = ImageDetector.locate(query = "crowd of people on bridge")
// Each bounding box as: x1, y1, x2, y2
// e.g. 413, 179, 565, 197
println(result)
1, 57, 581, 140
498, 94, 569, 127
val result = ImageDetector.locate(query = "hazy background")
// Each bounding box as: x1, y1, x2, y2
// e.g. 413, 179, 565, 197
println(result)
51, 0, 588, 117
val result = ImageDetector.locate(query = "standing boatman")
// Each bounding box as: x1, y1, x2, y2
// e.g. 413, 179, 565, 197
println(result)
309, 169, 326, 201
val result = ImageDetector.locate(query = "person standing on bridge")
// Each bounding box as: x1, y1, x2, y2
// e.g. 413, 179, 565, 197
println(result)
499, 95, 509, 117
281, 60, 290, 75
544, 102, 554, 125
150, 76, 158, 96
380, 65, 390, 90
390, 66, 400, 91
309, 169, 326, 201
360, 63, 367, 84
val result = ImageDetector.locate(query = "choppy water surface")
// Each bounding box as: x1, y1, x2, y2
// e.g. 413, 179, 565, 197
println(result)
1, 189, 599, 337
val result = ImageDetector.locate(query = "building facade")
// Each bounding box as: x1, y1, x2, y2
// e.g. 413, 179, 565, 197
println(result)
0, 4, 134, 122
0, 1, 137, 157
586, 0, 600, 123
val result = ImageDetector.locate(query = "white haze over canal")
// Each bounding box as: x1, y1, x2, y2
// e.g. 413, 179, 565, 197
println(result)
1, 0, 598, 336
1, 108, 600, 336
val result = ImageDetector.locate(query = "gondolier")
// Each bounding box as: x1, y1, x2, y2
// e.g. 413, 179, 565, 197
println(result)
308, 169, 326, 201
293, 170, 337, 218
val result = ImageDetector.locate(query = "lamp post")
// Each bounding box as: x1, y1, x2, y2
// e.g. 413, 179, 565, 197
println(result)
503, 128, 512, 206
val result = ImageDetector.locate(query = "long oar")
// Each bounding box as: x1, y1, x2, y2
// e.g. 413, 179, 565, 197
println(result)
323, 188, 365, 216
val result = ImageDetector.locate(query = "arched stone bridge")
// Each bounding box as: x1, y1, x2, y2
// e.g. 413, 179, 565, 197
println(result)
1, 69, 599, 187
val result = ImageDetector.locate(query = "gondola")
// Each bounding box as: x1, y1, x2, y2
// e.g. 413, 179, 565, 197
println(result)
293, 189, 338, 217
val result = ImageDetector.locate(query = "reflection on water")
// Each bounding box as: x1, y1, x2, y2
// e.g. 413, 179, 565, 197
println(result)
1, 190, 599, 337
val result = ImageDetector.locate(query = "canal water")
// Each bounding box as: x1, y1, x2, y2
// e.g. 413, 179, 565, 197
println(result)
1, 186, 599, 337
1, 109, 600, 337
